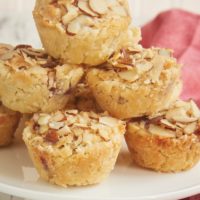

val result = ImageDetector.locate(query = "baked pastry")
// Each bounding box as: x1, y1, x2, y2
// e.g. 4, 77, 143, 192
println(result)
33, 0, 140, 66
0, 103, 21, 147
67, 83, 102, 112
23, 110, 125, 186
87, 46, 182, 119
0, 44, 84, 113
125, 100, 200, 172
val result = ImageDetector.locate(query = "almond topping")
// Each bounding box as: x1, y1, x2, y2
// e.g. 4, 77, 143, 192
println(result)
89, 0, 108, 15
67, 15, 93, 35
38, 115, 51, 125
45, 130, 59, 144
190, 100, 200, 118
148, 124, 175, 138
160, 119, 176, 130
184, 122, 197, 135
49, 121, 65, 130
166, 107, 198, 123
78, 0, 98, 17
99, 116, 118, 127
118, 70, 139, 82
135, 61, 153, 74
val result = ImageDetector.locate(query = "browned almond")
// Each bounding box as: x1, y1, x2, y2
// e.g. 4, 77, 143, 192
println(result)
78, 0, 98, 17
89, 0, 108, 15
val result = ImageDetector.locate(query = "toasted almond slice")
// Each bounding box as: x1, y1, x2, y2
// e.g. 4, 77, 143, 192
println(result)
176, 122, 186, 128
78, 0, 98, 17
98, 128, 110, 141
149, 55, 164, 83
118, 70, 139, 82
99, 116, 118, 127
135, 61, 153, 74
160, 119, 176, 130
49, 121, 65, 130
190, 100, 200, 118
184, 122, 197, 135
38, 115, 51, 126
62, 5, 79, 25
51, 111, 64, 122
89, 0, 108, 15
148, 124, 175, 138
67, 15, 93, 35
166, 107, 198, 123
65, 110, 78, 115
67, 20, 81, 35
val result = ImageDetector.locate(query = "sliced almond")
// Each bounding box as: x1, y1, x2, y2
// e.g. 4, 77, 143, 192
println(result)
99, 116, 118, 127
62, 5, 79, 25
65, 109, 78, 115
67, 20, 81, 35
135, 61, 153, 75
149, 55, 164, 83
118, 70, 139, 82
166, 107, 198, 123
57, 125, 71, 135
184, 122, 197, 135
190, 100, 200, 118
89, 0, 108, 15
39, 125, 49, 134
67, 15, 93, 35
49, 121, 65, 130
98, 128, 110, 141
51, 111, 65, 122
160, 119, 176, 130
148, 124, 175, 138
78, 0, 98, 17
175, 122, 186, 128
38, 115, 51, 126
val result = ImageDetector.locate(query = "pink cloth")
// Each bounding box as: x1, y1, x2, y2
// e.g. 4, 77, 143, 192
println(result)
141, 9, 200, 200
141, 9, 200, 106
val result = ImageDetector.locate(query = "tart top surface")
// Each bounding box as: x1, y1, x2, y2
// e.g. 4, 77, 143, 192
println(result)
34, 0, 130, 36
23, 110, 126, 154
90, 46, 181, 86
130, 100, 200, 138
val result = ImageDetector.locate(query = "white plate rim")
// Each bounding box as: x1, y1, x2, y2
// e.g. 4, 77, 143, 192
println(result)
0, 181, 199, 200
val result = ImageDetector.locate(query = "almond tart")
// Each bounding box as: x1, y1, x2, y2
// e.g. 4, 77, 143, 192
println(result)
33, 0, 141, 66
23, 110, 126, 187
125, 100, 200, 172
0, 44, 83, 113
87, 46, 182, 119
0, 103, 20, 147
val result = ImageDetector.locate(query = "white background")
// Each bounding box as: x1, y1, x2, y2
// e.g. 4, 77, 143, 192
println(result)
0, 0, 200, 200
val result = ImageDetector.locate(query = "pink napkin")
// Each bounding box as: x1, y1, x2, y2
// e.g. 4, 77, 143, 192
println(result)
141, 9, 200, 106
141, 9, 200, 200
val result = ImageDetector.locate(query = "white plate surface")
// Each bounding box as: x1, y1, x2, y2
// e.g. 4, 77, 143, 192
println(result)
0, 137, 200, 200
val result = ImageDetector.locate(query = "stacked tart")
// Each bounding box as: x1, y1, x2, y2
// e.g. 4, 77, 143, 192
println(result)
0, 0, 199, 188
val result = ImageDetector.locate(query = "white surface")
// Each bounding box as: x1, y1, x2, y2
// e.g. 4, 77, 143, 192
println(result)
0, 138, 200, 200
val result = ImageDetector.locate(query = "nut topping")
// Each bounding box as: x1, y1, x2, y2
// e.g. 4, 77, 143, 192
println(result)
45, 130, 59, 144
118, 70, 139, 82
134, 100, 200, 138
25, 110, 125, 155
89, 0, 108, 15
78, 0, 98, 17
